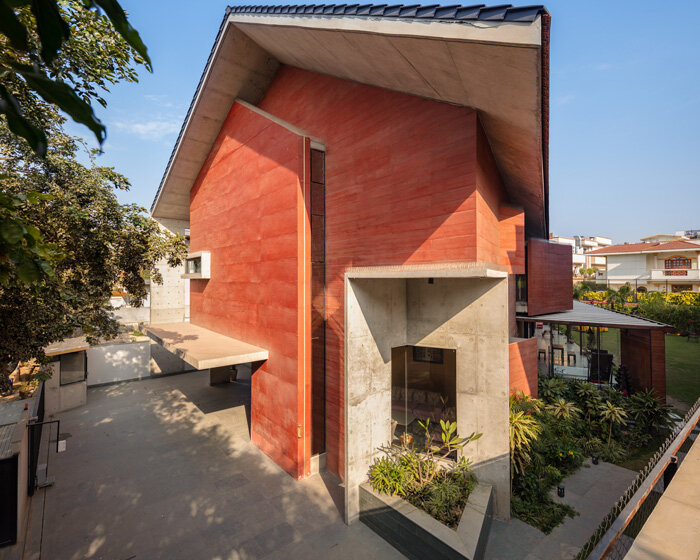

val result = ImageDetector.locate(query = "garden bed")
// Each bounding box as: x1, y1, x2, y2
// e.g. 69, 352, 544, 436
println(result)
359, 482, 493, 560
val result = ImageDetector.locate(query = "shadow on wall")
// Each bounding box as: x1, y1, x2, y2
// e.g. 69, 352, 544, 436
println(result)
150, 342, 194, 377
86, 342, 150, 387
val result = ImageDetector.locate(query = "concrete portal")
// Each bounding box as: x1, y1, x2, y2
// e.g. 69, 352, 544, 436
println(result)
344, 268, 510, 523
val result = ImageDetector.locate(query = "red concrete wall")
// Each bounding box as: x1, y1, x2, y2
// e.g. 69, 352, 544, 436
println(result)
256, 66, 519, 478
620, 329, 666, 403
189, 101, 310, 478
527, 238, 573, 316
499, 206, 526, 275
509, 338, 538, 397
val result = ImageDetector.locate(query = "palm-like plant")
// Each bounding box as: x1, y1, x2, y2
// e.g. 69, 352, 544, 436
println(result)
538, 377, 567, 403
626, 389, 671, 435
546, 398, 582, 420
599, 400, 628, 445
509, 409, 541, 477
576, 382, 602, 424
510, 391, 544, 416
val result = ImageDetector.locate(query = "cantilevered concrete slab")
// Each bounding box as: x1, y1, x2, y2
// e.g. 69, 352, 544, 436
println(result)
145, 322, 268, 370
44, 336, 90, 357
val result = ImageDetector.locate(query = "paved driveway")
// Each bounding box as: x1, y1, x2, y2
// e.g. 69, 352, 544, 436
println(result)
22, 372, 405, 560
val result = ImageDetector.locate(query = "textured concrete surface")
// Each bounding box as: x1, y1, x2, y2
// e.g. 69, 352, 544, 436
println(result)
145, 323, 269, 369
18, 372, 405, 560
344, 276, 510, 522
485, 459, 638, 560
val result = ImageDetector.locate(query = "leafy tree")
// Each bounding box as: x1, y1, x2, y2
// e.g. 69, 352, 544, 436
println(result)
1, 0, 149, 154
546, 398, 581, 421
0, 116, 187, 381
1, 0, 149, 283
0, 2, 188, 384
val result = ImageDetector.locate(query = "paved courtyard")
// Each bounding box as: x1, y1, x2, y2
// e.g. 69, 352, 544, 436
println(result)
485, 459, 638, 560
19, 371, 405, 560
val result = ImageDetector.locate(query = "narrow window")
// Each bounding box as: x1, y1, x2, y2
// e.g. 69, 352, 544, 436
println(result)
310, 149, 326, 456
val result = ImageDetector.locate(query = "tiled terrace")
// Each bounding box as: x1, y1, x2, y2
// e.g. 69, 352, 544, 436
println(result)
14, 372, 405, 560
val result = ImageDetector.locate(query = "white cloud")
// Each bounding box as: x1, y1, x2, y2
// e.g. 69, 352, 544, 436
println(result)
595, 63, 613, 71
111, 119, 180, 140
556, 94, 575, 106
144, 94, 176, 108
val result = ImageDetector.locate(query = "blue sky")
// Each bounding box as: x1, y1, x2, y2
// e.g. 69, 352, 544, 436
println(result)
67, 1, 700, 244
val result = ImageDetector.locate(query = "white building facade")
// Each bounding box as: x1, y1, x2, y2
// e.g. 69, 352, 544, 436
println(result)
550, 234, 612, 276
590, 239, 700, 292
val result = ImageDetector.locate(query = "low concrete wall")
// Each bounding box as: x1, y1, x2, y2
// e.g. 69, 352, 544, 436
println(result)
359, 482, 493, 560
86, 341, 150, 386
45, 362, 86, 416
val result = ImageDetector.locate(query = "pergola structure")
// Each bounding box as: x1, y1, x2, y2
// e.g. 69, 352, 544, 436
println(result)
518, 301, 672, 401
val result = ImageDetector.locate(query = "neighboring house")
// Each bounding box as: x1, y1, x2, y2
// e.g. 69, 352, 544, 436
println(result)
589, 239, 700, 292
550, 234, 611, 276
145, 3, 577, 525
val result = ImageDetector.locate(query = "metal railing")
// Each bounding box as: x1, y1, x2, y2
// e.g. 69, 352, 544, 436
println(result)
27, 382, 45, 496
574, 397, 700, 559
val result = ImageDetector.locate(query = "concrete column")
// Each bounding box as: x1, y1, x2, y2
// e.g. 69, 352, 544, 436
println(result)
209, 366, 232, 385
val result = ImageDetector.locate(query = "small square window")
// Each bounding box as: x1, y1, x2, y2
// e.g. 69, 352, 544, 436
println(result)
60, 352, 86, 385
182, 251, 211, 279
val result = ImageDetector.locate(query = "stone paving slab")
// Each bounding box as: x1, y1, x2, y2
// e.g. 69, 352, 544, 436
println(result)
485, 459, 638, 560
16, 371, 405, 560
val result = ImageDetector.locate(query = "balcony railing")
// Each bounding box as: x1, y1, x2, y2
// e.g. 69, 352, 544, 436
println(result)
650, 268, 700, 280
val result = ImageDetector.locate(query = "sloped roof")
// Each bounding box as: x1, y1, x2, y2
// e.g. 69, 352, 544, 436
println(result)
228, 4, 547, 22
588, 240, 700, 256
521, 300, 671, 330
150, 3, 551, 237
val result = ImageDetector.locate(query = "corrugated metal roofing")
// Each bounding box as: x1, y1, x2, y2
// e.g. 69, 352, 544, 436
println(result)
520, 300, 671, 330
588, 240, 700, 255
228, 3, 548, 22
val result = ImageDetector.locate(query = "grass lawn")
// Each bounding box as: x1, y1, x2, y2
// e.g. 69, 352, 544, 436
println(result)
571, 328, 700, 409
665, 334, 700, 407
616, 434, 667, 472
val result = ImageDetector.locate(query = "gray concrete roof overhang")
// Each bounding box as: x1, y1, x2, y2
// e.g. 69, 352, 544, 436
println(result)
145, 322, 269, 370
151, 5, 550, 237
519, 300, 673, 331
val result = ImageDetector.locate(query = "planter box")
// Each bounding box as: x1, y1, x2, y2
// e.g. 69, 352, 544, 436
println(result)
359, 482, 493, 560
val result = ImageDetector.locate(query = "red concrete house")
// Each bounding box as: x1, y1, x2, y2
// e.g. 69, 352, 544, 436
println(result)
147, 3, 572, 522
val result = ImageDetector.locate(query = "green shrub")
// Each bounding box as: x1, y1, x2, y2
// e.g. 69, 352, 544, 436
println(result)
368, 420, 481, 528
511, 495, 578, 535
369, 455, 411, 497
625, 389, 671, 436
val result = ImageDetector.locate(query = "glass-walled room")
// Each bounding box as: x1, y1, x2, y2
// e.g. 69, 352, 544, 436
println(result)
533, 322, 621, 383
390, 345, 456, 449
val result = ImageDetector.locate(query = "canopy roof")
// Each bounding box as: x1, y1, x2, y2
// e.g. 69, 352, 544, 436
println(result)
520, 300, 671, 330
151, 3, 550, 237
145, 322, 268, 370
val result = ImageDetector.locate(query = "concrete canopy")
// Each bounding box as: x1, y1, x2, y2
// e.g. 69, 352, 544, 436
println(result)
151, 5, 550, 236
145, 322, 269, 370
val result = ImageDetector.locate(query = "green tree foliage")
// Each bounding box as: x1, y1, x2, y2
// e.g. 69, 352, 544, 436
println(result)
0, 116, 188, 378
1, 0, 150, 284
0, 2, 187, 381
0, 0, 150, 154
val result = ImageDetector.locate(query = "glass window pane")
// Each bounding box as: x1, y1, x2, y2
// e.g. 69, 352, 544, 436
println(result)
391, 345, 456, 450
60, 352, 85, 385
